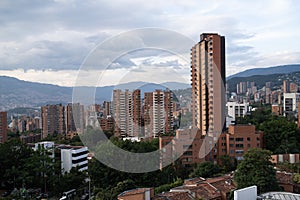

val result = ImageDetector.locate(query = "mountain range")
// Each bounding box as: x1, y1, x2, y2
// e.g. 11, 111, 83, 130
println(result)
0, 76, 190, 111
227, 64, 300, 80
1, 64, 300, 111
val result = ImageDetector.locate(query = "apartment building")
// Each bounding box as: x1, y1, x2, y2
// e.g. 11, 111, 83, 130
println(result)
143, 90, 174, 138
159, 129, 205, 169
113, 89, 141, 137
225, 124, 263, 161
283, 93, 300, 117
41, 104, 66, 138
58, 145, 89, 174
66, 103, 84, 134
191, 33, 226, 136
0, 111, 7, 143
33, 141, 88, 174
226, 101, 249, 122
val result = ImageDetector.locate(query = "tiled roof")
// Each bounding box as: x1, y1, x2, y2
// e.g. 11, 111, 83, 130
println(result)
158, 175, 236, 200
153, 191, 194, 200
276, 171, 294, 184
118, 188, 151, 197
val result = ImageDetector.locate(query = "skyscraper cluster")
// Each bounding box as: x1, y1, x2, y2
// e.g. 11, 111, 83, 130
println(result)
41, 103, 84, 138
113, 89, 174, 138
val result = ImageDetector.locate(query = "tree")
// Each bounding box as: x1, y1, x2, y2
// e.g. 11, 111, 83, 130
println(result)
0, 139, 33, 188
190, 162, 220, 178
293, 173, 300, 184
260, 116, 300, 153
234, 148, 279, 194
218, 155, 236, 173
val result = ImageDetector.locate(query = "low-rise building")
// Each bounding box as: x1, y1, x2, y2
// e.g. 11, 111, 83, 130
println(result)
58, 145, 89, 174
159, 176, 235, 200
33, 142, 88, 174
226, 124, 263, 161
271, 154, 300, 164
20, 133, 42, 143
118, 188, 154, 200
226, 101, 249, 122
118, 176, 236, 200
272, 104, 283, 116
159, 129, 205, 169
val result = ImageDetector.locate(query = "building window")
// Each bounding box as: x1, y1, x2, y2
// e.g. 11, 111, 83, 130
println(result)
247, 137, 250, 141
183, 151, 193, 156
235, 138, 244, 142
235, 150, 244, 154
183, 145, 192, 149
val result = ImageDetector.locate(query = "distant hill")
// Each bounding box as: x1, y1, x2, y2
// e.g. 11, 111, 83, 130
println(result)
227, 71, 300, 93
227, 64, 300, 80
0, 76, 190, 110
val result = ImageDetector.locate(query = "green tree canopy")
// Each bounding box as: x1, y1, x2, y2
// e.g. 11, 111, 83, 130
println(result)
234, 148, 279, 194
190, 161, 220, 178
260, 116, 300, 154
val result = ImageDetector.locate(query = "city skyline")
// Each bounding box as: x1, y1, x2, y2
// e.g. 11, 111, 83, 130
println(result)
0, 1, 300, 86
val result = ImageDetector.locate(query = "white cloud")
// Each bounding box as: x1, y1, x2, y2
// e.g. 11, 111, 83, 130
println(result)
0, 0, 299, 85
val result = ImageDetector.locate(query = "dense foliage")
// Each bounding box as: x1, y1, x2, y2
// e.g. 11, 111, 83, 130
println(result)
236, 106, 300, 154
0, 139, 86, 198
234, 148, 279, 194
190, 161, 220, 178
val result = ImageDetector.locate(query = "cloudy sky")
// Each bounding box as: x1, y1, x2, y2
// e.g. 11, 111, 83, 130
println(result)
0, 0, 300, 86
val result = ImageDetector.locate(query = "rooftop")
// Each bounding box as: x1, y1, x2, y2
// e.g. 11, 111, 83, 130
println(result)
118, 188, 152, 197
259, 192, 300, 200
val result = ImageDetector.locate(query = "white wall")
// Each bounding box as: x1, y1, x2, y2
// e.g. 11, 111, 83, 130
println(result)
234, 185, 257, 200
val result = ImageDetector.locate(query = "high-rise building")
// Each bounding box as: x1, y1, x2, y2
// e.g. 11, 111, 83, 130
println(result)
132, 90, 142, 136
143, 92, 153, 137
113, 89, 142, 137
283, 93, 300, 117
143, 90, 174, 137
164, 90, 174, 134
191, 33, 226, 136
298, 102, 300, 128
103, 101, 112, 118
0, 112, 7, 144
41, 104, 65, 138
160, 33, 226, 167
283, 80, 290, 93
290, 82, 298, 93
66, 103, 84, 134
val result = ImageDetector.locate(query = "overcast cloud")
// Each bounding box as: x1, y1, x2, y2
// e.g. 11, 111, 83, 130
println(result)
0, 0, 300, 86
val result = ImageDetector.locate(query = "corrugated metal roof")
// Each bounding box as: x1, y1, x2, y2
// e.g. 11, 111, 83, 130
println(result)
259, 192, 300, 200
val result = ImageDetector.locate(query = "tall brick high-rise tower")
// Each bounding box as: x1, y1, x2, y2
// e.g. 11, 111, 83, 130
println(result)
0, 112, 7, 144
191, 33, 226, 136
